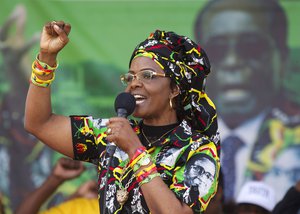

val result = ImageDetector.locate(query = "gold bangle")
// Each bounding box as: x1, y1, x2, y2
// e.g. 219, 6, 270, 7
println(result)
36, 54, 58, 70
31, 72, 55, 84
32, 61, 54, 76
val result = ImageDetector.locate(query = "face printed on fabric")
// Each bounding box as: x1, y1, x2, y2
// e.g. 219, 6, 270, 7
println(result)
201, 10, 282, 126
157, 148, 181, 166
184, 155, 216, 197
125, 56, 174, 124
263, 147, 300, 201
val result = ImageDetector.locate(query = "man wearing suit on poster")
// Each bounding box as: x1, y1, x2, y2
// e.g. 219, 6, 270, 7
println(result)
193, 0, 292, 202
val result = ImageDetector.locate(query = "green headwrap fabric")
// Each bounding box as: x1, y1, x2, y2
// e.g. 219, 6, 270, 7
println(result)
130, 30, 219, 143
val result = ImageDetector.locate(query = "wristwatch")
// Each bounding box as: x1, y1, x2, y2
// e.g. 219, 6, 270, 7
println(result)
139, 156, 151, 166
133, 155, 151, 171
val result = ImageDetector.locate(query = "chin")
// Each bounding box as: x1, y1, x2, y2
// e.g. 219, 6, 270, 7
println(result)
132, 109, 144, 119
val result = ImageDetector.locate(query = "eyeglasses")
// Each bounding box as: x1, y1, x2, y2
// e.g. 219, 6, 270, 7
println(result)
191, 164, 214, 182
120, 70, 167, 86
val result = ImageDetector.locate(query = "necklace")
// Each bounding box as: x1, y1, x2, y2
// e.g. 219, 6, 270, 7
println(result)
141, 127, 175, 147
116, 162, 135, 206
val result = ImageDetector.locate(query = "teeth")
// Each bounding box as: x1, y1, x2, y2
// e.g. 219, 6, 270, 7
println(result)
133, 94, 145, 99
133, 94, 146, 105
136, 100, 145, 104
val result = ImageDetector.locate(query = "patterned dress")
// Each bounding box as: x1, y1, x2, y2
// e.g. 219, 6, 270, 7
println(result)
71, 116, 220, 213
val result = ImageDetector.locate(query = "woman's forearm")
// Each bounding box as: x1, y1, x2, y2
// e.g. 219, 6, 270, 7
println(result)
141, 176, 193, 214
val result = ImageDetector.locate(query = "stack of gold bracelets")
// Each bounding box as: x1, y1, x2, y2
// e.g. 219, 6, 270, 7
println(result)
129, 146, 160, 186
30, 55, 58, 87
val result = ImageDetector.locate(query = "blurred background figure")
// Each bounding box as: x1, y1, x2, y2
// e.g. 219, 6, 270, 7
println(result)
272, 180, 300, 214
235, 181, 276, 214
15, 157, 98, 214
0, 4, 45, 213
193, 0, 300, 203
0, 192, 5, 214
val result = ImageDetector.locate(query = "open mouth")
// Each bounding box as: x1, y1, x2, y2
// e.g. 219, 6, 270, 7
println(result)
223, 89, 249, 100
133, 94, 146, 105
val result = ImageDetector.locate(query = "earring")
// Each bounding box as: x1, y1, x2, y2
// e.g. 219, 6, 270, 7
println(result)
169, 98, 173, 109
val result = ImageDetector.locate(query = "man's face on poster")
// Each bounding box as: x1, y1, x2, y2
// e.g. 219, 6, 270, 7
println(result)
200, 9, 282, 125
185, 156, 216, 196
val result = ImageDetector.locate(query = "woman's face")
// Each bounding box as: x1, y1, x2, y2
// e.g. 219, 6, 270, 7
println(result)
126, 56, 177, 125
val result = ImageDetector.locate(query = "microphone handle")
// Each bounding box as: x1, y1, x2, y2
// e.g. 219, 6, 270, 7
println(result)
106, 143, 117, 157
117, 108, 128, 118
107, 108, 128, 157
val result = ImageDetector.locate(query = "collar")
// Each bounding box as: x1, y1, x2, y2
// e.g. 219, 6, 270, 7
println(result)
132, 119, 196, 148
218, 111, 267, 146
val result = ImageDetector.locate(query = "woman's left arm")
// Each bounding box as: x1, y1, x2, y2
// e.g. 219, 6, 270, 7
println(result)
139, 168, 194, 214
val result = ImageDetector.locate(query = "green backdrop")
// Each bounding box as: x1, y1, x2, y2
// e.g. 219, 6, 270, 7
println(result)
0, 0, 300, 213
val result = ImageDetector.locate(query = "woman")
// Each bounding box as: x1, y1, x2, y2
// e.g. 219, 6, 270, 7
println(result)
25, 21, 220, 213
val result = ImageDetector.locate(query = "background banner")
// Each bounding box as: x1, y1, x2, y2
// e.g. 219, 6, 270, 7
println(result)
0, 0, 299, 213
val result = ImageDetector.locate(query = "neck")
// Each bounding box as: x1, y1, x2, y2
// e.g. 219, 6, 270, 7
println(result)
143, 111, 178, 126
141, 121, 179, 147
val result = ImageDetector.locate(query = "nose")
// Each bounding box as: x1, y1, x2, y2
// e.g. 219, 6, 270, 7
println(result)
128, 75, 142, 89
221, 39, 240, 69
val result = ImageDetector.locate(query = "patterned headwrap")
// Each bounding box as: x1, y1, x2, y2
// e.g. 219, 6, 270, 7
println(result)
129, 30, 219, 141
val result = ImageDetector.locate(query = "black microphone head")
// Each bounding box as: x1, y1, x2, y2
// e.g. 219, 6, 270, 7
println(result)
114, 92, 136, 117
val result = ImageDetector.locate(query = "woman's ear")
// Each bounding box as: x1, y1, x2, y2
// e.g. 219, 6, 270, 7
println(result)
170, 85, 180, 99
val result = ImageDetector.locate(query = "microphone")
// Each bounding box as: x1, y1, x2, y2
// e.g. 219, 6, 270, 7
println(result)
114, 92, 136, 118
106, 92, 136, 156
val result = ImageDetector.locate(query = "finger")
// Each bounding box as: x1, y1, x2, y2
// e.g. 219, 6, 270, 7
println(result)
55, 20, 65, 28
109, 117, 125, 122
61, 158, 82, 169
105, 135, 116, 143
64, 23, 71, 35
53, 21, 71, 36
53, 24, 69, 44
106, 123, 122, 136
70, 160, 82, 169
44, 22, 54, 35
106, 127, 112, 135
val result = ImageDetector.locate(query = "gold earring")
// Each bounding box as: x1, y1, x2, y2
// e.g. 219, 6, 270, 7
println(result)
169, 98, 173, 109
